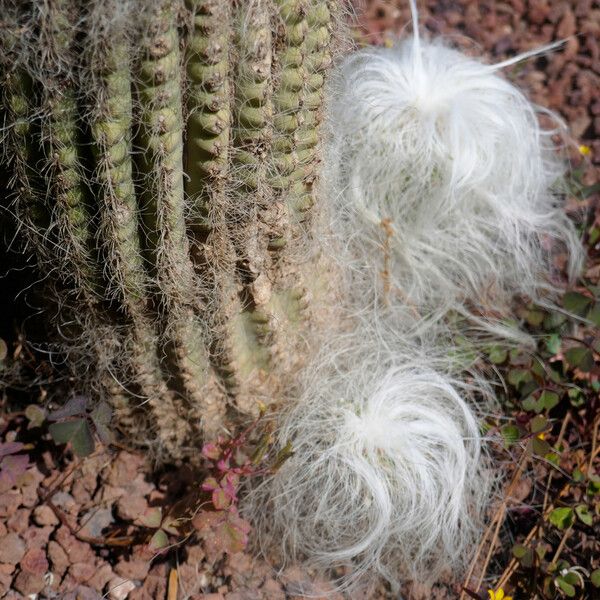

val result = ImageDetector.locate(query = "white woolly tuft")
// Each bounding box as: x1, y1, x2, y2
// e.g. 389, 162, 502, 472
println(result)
246, 334, 493, 591
247, 6, 583, 592
324, 37, 583, 322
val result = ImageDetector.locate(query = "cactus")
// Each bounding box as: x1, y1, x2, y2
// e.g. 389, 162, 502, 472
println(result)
0, 0, 341, 460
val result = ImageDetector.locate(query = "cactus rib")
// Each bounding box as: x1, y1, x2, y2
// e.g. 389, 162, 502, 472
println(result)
184, 0, 231, 223
136, 1, 220, 441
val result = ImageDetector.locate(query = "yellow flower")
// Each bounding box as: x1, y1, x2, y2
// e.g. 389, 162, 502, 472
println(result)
537, 432, 545, 440
488, 589, 512, 600
579, 145, 591, 156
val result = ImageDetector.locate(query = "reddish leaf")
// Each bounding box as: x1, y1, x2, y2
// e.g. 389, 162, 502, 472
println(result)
193, 511, 227, 562
201, 476, 219, 492
90, 401, 113, 445
220, 473, 239, 504
218, 513, 251, 554
212, 487, 231, 511
202, 443, 221, 460
48, 395, 89, 421
192, 510, 223, 533
193, 509, 251, 558
0, 441, 24, 458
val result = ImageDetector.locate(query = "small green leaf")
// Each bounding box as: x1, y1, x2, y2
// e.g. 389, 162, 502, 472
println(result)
538, 390, 559, 411
526, 309, 545, 327
488, 346, 508, 364
531, 415, 548, 433
25, 405, 46, 429
546, 366, 562, 384
161, 516, 181, 535
564, 347, 595, 372
521, 548, 534, 568
556, 576, 576, 597
563, 572, 580, 586
563, 291, 593, 316
509, 348, 524, 362
531, 360, 546, 378
591, 569, 600, 587
532, 437, 551, 456
148, 529, 169, 551
548, 507, 574, 530
587, 303, 600, 327
522, 395, 540, 412
501, 424, 520, 447
520, 381, 539, 399
546, 333, 562, 356
49, 419, 95, 457
138, 507, 162, 529
567, 388, 585, 407
543, 311, 567, 330
512, 544, 533, 567
545, 333, 562, 355
508, 368, 531, 388
574, 504, 592, 526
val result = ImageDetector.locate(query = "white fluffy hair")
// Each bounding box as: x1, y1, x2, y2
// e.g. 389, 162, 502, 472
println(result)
246, 330, 493, 591
246, 3, 583, 592
324, 27, 583, 323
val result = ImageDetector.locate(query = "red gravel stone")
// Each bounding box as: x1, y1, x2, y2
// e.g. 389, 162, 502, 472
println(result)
114, 557, 150, 581
55, 526, 95, 564
0, 532, 26, 565
13, 569, 45, 596
69, 561, 97, 584
22, 525, 54, 550
47, 540, 70, 577
88, 562, 115, 592
0, 490, 22, 519
116, 494, 148, 522
7, 508, 29, 534
20, 547, 49, 576
33, 504, 60, 527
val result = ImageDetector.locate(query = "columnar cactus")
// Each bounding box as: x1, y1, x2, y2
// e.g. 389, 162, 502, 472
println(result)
0, 0, 341, 459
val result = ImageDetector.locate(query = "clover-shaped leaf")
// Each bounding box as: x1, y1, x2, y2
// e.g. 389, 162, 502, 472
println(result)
548, 507, 574, 530
49, 419, 95, 457
564, 347, 594, 372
